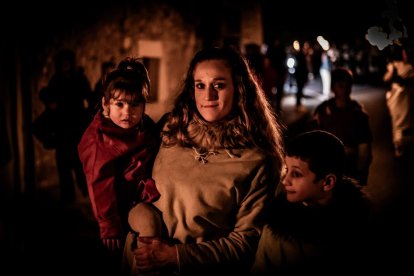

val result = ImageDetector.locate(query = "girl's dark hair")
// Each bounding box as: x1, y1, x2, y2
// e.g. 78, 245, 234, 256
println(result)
286, 130, 345, 180
102, 57, 150, 104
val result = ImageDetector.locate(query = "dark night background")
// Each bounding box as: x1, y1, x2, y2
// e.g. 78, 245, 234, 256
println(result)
3, 0, 413, 46
1, 0, 414, 275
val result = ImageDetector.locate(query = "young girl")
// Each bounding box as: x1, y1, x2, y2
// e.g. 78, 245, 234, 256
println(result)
78, 58, 161, 255
251, 130, 371, 276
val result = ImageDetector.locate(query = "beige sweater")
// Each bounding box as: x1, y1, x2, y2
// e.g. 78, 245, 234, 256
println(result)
153, 145, 276, 275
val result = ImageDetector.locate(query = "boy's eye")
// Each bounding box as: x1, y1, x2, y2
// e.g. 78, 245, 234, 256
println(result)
291, 170, 303, 178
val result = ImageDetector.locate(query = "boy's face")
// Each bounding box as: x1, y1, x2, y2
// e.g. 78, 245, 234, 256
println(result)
282, 156, 327, 205
103, 90, 144, 129
331, 80, 351, 98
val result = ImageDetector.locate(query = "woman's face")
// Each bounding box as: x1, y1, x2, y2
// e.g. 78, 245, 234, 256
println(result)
193, 60, 234, 122
103, 90, 144, 129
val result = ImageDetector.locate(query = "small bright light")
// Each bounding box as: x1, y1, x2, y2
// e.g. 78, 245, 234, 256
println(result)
293, 40, 300, 51
287, 57, 295, 68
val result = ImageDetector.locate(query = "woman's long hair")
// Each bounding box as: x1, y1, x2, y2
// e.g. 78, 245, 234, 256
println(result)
162, 46, 285, 165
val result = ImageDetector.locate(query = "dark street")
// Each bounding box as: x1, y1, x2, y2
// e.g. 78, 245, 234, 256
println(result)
1, 78, 410, 275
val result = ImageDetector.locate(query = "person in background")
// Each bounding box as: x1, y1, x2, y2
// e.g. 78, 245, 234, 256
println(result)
311, 67, 372, 185
266, 40, 288, 114
47, 48, 91, 203
78, 57, 161, 273
250, 130, 371, 276
123, 46, 285, 275
382, 44, 414, 158
319, 47, 334, 99
32, 86, 59, 150
382, 43, 414, 197
293, 41, 309, 111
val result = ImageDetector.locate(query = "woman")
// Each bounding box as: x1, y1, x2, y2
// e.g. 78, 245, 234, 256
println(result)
123, 46, 285, 275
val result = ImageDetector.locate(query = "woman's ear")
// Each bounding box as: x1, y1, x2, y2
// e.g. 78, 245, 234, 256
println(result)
322, 174, 336, 192
102, 97, 109, 118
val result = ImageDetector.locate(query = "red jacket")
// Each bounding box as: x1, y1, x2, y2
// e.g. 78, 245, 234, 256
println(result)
78, 111, 160, 239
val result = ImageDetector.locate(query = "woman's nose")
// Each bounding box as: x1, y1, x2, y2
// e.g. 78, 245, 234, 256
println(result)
205, 86, 218, 100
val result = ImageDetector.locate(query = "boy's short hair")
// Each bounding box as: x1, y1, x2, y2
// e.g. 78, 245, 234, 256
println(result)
331, 67, 353, 87
286, 130, 345, 180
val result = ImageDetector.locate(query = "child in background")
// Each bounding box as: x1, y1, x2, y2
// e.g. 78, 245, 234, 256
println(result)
312, 67, 373, 185
78, 57, 161, 271
251, 130, 371, 276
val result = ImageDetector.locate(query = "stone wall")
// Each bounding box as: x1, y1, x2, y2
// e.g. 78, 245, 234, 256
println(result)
32, 2, 197, 192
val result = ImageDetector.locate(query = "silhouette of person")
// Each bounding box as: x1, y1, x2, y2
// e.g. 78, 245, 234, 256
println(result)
266, 40, 288, 114
319, 45, 336, 99
32, 86, 59, 149
47, 48, 91, 203
382, 43, 414, 193
312, 68, 373, 186
293, 41, 309, 110
383, 44, 414, 158
245, 42, 286, 115
244, 43, 266, 80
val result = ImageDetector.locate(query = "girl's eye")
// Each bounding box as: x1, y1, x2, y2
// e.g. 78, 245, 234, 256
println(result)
115, 101, 124, 108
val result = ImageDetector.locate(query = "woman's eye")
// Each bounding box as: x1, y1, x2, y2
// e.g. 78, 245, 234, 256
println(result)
213, 83, 225, 90
115, 102, 124, 108
195, 83, 204, 89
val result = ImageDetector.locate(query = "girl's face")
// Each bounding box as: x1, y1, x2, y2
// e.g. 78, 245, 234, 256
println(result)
103, 90, 144, 129
193, 60, 234, 122
282, 156, 327, 205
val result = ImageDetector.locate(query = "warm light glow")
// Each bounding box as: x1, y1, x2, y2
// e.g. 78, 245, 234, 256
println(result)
293, 40, 300, 51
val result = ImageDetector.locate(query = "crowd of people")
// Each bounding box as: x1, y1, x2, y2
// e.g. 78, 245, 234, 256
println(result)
30, 41, 413, 275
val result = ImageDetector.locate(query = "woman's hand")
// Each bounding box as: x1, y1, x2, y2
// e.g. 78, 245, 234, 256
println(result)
102, 238, 122, 251
133, 237, 178, 273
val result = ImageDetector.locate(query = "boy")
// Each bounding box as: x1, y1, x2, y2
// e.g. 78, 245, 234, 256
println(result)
251, 130, 371, 276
